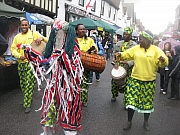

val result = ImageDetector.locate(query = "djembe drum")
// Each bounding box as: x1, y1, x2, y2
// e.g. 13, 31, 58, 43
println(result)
81, 52, 106, 73
30, 40, 46, 55
111, 66, 127, 93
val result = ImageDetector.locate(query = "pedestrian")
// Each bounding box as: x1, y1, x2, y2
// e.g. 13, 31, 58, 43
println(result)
11, 19, 48, 113
75, 24, 98, 107
168, 45, 180, 100
159, 42, 174, 95
89, 34, 104, 83
0, 34, 8, 56
115, 30, 168, 131
111, 27, 137, 102
101, 31, 113, 60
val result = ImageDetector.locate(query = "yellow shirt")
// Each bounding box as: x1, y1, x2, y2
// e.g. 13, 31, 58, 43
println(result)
121, 45, 168, 81
11, 29, 48, 63
77, 37, 98, 53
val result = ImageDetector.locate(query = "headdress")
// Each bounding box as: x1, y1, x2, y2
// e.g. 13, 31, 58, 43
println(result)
124, 27, 133, 35
141, 31, 153, 41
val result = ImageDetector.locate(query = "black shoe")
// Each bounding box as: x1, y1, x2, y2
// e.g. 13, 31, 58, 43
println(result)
169, 97, 179, 100
111, 97, 116, 102
25, 107, 31, 113
83, 102, 88, 107
143, 123, 151, 131
168, 96, 173, 99
123, 122, 132, 130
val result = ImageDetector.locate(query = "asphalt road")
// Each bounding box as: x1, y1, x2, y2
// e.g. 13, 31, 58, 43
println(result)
0, 57, 180, 135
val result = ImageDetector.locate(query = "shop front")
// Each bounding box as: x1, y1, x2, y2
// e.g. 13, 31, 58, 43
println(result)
0, 2, 25, 92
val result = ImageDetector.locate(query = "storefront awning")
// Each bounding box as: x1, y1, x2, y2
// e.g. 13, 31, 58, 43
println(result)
0, 2, 25, 18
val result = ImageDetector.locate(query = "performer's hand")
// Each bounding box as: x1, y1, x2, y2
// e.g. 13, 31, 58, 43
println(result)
35, 37, 44, 45
20, 56, 26, 60
158, 56, 165, 62
114, 63, 119, 70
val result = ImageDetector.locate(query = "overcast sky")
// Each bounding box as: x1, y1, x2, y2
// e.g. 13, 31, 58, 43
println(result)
124, 0, 180, 34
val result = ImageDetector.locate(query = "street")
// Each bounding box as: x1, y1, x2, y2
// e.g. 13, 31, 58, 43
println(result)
0, 58, 180, 135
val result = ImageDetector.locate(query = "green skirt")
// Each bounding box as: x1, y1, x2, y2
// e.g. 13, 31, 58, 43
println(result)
124, 77, 155, 113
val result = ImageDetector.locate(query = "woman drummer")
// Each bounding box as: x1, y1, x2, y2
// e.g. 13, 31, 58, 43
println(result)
115, 30, 168, 131
75, 24, 98, 107
111, 27, 137, 101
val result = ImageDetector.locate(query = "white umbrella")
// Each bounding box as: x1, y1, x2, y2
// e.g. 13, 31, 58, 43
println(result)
115, 28, 124, 35
132, 31, 138, 37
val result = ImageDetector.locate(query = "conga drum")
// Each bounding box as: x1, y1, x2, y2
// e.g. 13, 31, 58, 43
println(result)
30, 40, 46, 55
111, 66, 127, 93
81, 52, 106, 73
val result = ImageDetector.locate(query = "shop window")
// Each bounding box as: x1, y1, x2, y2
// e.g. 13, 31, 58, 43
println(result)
79, 0, 84, 6
91, 1, 96, 12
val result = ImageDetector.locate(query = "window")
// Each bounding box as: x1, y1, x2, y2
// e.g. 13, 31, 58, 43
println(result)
101, 0, 105, 15
91, 1, 96, 12
79, 0, 84, 6
108, 7, 111, 18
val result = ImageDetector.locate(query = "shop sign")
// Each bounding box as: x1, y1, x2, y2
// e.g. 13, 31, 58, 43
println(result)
66, 4, 100, 20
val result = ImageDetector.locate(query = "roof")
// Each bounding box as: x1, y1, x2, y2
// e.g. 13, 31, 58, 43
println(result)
0, 2, 25, 18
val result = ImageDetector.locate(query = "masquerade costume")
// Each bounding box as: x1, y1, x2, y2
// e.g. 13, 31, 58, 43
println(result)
24, 20, 84, 135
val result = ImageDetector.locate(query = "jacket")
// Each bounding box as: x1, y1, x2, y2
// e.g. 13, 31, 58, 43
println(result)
169, 46, 180, 78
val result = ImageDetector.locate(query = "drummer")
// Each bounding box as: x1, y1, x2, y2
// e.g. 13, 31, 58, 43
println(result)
11, 19, 48, 113
75, 24, 98, 107
111, 27, 137, 102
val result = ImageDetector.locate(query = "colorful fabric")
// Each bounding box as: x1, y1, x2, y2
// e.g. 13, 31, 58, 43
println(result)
124, 77, 156, 113
141, 31, 153, 41
18, 62, 36, 108
25, 45, 84, 131
124, 27, 133, 35
120, 45, 168, 81
80, 70, 90, 103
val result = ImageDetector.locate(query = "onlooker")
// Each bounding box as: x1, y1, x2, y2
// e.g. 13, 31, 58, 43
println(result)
89, 34, 104, 83
11, 19, 48, 113
159, 42, 174, 95
168, 45, 180, 100
101, 32, 112, 60
0, 34, 8, 56
115, 30, 168, 131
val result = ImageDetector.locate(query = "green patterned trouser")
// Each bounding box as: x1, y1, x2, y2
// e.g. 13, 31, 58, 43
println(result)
18, 62, 36, 108
111, 69, 132, 98
80, 71, 90, 104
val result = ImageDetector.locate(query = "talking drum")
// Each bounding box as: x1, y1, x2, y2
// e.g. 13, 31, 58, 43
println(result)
111, 66, 127, 92
81, 52, 106, 73
30, 40, 46, 55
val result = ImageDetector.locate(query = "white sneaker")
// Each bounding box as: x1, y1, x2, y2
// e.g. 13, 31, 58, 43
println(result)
163, 91, 167, 95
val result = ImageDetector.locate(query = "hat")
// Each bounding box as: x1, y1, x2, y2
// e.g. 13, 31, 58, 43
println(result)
141, 31, 153, 40
124, 27, 133, 35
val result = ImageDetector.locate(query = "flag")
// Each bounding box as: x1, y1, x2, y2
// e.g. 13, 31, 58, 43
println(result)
85, 0, 96, 13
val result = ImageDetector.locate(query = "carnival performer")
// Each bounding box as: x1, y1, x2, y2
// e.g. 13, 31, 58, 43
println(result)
111, 27, 137, 102
24, 20, 84, 135
11, 19, 48, 113
115, 30, 168, 131
75, 24, 98, 107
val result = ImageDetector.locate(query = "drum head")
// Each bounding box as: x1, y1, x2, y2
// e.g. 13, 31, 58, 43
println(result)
30, 41, 46, 55
111, 66, 126, 79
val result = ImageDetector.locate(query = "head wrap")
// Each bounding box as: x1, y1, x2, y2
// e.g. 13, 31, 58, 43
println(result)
124, 27, 133, 35
141, 31, 153, 41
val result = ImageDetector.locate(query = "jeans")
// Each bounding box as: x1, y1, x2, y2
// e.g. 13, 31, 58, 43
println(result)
105, 48, 110, 60
90, 71, 100, 82
160, 70, 170, 92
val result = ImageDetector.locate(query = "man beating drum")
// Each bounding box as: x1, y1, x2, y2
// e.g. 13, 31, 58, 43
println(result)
111, 27, 137, 102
